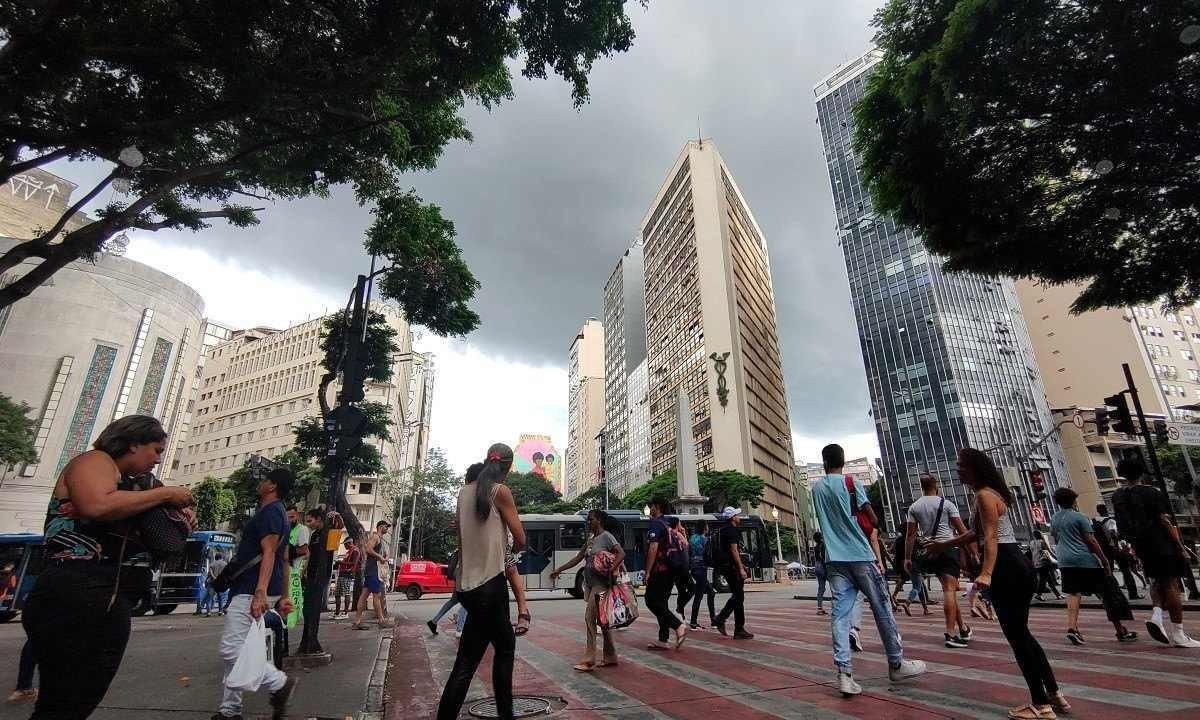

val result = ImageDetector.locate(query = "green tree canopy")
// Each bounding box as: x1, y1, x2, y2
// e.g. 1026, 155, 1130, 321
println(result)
855, 1, 1200, 311
320, 311, 399, 385
506, 472, 561, 509
225, 448, 325, 522
401, 449, 462, 562
622, 469, 767, 515
193, 476, 237, 530
0, 0, 642, 309
0, 393, 37, 466
290, 402, 392, 477
1155, 443, 1200, 497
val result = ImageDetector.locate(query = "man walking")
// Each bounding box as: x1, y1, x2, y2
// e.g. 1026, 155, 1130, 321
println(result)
1113, 458, 1200, 647
904, 473, 973, 648
813, 444, 926, 697
712, 507, 754, 638
353, 520, 395, 630
643, 497, 687, 650
298, 508, 332, 655
198, 553, 228, 617
213, 468, 298, 720
333, 537, 360, 619
1094, 503, 1140, 599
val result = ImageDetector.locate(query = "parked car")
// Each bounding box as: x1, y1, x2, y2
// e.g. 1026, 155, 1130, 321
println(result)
395, 559, 454, 600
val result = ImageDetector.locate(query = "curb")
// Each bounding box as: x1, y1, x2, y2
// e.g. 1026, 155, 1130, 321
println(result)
360, 630, 391, 720
789, 594, 1200, 611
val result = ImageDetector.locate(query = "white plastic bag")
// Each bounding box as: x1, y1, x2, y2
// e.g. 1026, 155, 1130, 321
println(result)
226, 617, 271, 692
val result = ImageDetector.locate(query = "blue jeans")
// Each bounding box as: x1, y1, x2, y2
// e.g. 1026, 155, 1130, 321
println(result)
200, 586, 227, 614
827, 561, 904, 673
908, 566, 928, 602
814, 562, 827, 609
432, 593, 460, 624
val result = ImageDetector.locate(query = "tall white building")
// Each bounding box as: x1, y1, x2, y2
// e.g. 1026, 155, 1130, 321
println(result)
566, 319, 605, 499
603, 240, 652, 498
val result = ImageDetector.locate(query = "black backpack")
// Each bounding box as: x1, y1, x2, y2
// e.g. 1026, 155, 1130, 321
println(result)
703, 531, 719, 568
1091, 518, 1117, 559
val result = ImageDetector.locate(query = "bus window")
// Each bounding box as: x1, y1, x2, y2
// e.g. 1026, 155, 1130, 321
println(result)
559, 524, 585, 551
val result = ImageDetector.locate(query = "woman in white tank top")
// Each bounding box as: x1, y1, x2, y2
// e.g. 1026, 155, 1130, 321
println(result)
437, 443, 526, 720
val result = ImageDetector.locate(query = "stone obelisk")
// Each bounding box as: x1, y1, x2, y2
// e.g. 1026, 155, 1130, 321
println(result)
673, 387, 708, 515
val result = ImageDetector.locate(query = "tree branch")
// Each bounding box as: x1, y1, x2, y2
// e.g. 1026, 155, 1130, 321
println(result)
33, 168, 117, 244
131, 207, 265, 232
0, 147, 72, 185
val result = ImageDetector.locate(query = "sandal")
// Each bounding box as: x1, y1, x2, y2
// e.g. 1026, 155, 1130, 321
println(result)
514, 611, 532, 636
1007, 704, 1056, 720
903, 602, 913, 617
573, 661, 595, 672
597, 659, 618, 667
1050, 692, 1071, 714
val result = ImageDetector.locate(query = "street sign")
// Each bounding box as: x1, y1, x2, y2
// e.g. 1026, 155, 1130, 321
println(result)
1072, 412, 1085, 429
1030, 504, 1045, 524
1165, 421, 1200, 446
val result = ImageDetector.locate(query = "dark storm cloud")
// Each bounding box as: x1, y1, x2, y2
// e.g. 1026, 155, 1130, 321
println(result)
60, 0, 884, 441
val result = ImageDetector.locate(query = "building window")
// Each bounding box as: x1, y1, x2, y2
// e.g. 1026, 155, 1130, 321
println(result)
358, 482, 374, 495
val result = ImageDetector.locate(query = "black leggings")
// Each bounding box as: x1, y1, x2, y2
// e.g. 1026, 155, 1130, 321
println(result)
22, 563, 134, 719
437, 573, 515, 720
991, 544, 1058, 706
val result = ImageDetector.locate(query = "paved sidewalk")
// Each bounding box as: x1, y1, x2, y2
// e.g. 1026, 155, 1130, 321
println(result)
386, 587, 1200, 719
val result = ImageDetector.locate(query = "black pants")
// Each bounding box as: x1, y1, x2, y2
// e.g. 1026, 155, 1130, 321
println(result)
645, 569, 682, 642
437, 573, 515, 720
715, 566, 746, 631
991, 544, 1058, 706
1036, 564, 1059, 596
689, 566, 716, 625
673, 567, 694, 614
1115, 556, 1141, 598
299, 577, 326, 653
23, 563, 134, 719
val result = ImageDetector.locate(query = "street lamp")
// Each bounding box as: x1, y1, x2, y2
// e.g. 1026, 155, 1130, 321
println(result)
770, 505, 783, 563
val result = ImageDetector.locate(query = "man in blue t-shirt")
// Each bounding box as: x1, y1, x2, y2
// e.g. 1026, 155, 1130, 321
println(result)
214, 468, 298, 720
643, 497, 686, 650
811, 443, 926, 697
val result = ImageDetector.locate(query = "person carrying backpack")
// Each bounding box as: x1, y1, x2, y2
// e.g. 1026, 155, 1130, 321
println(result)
667, 516, 695, 616
643, 498, 687, 650
1093, 503, 1140, 599
687, 521, 717, 629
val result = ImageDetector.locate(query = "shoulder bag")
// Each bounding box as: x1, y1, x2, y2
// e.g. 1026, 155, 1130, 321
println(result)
912, 497, 946, 566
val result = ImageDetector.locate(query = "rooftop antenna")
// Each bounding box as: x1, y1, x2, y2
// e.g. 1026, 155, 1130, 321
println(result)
698, 117, 702, 148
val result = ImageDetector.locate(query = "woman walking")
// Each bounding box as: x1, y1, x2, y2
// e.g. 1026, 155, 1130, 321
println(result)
930, 449, 1067, 720
23, 415, 194, 719
437, 444, 526, 720
813, 532, 828, 615
550, 510, 624, 670
1030, 530, 1063, 601
687, 521, 717, 629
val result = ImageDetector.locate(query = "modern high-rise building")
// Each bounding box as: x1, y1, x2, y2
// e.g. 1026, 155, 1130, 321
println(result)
566, 318, 605, 499
172, 304, 425, 516
639, 139, 796, 523
159, 319, 234, 484
815, 49, 1068, 534
602, 239, 651, 498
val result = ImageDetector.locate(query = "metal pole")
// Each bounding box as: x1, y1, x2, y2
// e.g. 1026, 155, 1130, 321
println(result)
1123, 363, 1175, 521
774, 518, 783, 562
407, 470, 420, 558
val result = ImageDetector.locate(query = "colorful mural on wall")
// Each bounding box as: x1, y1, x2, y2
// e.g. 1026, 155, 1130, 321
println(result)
513, 433, 562, 495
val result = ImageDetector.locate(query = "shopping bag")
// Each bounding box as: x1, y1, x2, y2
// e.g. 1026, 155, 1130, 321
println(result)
1100, 574, 1133, 623
610, 578, 639, 629
226, 617, 272, 692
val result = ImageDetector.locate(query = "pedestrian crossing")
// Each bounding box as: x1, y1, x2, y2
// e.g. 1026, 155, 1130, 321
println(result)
387, 595, 1200, 719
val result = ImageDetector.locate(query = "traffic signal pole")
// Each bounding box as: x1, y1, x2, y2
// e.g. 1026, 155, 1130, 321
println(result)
1122, 363, 1175, 522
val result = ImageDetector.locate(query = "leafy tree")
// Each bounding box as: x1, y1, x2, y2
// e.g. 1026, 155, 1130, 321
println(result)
855, 1, 1200, 311
622, 469, 767, 515
0, 1, 642, 309
506, 472, 561, 509
290, 402, 392, 477
0, 393, 37, 466
619, 473, 679, 513
193, 476, 236, 530
401, 449, 461, 561
225, 448, 324, 521
1155, 443, 1200, 497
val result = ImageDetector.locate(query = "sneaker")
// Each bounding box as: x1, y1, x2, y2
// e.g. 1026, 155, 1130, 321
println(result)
714, 619, 728, 636
960, 625, 973, 641
849, 630, 863, 652
889, 658, 928, 682
944, 633, 969, 648
1146, 618, 1170, 645
1168, 627, 1200, 648
1066, 629, 1085, 646
426, 620, 438, 636
269, 676, 298, 719
1116, 630, 1138, 642
838, 671, 862, 697
733, 629, 755, 640
1034, 594, 1045, 603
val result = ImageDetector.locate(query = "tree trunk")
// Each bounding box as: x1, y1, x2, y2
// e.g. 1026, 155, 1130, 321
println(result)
0, 223, 111, 308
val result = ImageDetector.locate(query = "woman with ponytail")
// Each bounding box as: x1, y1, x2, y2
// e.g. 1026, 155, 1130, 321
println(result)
437, 444, 526, 720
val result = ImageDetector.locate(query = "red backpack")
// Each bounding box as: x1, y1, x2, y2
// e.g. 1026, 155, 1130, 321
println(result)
845, 475, 875, 538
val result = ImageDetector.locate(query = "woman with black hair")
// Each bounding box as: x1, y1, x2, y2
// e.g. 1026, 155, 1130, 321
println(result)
437, 444, 526, 720
23, 415, 195, 719
551, 509, 625, 670
929, 448, 1067, 720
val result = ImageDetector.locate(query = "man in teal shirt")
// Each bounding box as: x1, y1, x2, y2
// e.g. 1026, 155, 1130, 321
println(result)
1050, 487, 1137, 644
811, 443, 926, 697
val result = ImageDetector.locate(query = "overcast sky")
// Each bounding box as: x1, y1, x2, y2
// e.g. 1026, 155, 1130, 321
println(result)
50, 1, 886, 472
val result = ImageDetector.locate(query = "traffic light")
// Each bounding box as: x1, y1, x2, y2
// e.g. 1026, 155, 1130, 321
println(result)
1030, 469, 1047, 501
1094, 407, 1110, 435
1154, 419, 1169, 444
1104, 393, 1135, 435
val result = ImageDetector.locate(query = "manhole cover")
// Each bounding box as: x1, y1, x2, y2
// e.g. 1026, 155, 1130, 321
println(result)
467, 695, 553, 718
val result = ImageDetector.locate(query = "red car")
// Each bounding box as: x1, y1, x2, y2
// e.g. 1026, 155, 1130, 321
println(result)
395, 560, 454, 600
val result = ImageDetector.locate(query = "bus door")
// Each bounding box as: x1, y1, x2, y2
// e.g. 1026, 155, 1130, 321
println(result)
520, 527, 556, 590
556, 522, 587, 591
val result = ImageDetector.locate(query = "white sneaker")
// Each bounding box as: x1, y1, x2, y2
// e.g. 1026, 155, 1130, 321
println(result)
1168, 627, 1200, 648
838, 672, 862, 697
889, 658, 927, 682
1147, 616, 1170, 645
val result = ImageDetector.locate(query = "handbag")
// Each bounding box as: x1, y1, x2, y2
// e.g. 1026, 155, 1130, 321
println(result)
121, 472, 190, 566
607, 568, 640, 629
912, 497, 946, 566
1100, 574, 1133, 623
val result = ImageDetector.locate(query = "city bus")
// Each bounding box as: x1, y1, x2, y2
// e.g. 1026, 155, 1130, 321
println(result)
515, 510, 773, 597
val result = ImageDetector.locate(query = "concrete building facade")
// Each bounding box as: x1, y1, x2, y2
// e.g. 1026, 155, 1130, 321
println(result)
566, 318, 605, 499
640, 139, 796, 524
815, 50, 1068, 536
602, 240, 651, 498
159, 320, 234, 484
